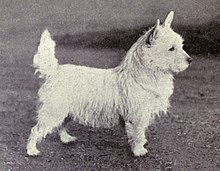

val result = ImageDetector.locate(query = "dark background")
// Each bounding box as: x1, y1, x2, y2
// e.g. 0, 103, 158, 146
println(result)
0, 1, 220, 170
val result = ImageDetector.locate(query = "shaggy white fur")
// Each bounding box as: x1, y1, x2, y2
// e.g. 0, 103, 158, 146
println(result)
27, 11, 192, 157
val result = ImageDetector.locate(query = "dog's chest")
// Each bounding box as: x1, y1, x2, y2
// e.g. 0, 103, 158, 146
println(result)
138, 73, 174, 99
134, 73, 174, 113
156, 76, 174, 100
153, 75, 174, 112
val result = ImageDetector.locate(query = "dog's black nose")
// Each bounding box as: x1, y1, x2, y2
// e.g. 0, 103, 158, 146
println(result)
187, 57, 192, 64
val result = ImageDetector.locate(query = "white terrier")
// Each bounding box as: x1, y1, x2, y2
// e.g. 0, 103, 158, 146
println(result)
27, 11, 192, 157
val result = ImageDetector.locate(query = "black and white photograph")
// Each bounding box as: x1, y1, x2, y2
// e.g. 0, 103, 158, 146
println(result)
0, 0, 219, 170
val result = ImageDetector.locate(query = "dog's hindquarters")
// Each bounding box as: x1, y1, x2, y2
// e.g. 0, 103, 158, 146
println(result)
27, 87, 71, 156
27, 30, 75, 156
27, 63, 120, 155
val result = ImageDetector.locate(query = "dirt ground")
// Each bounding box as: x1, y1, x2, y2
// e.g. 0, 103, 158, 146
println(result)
0, 44, 220, 171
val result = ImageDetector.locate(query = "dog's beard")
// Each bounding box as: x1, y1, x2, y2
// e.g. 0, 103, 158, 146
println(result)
175, 64, 189, 73
167, 61, 189, 73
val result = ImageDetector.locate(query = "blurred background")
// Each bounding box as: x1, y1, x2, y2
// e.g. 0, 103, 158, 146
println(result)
0, 0, 219, 65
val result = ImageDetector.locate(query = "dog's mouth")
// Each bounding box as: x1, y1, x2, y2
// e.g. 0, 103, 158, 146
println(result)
186, 57, 192, 65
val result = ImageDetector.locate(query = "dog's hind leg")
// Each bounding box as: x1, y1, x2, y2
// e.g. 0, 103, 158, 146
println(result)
58, 117, 77, 143
27, 105, 69, 156
58, 127, 77, 144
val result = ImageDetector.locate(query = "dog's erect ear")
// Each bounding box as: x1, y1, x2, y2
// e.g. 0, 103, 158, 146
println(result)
163, 11, 174, 27
146, 19, 160, 46
152, 19, 160, 38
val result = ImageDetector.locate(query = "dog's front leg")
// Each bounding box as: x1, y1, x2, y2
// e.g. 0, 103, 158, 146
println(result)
125, 114, 149, 156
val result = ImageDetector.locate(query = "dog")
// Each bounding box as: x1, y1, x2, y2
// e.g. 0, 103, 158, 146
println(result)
27, 11, 192, 157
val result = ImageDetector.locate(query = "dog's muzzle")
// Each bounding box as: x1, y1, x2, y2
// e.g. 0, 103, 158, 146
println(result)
187, 57, 192, 64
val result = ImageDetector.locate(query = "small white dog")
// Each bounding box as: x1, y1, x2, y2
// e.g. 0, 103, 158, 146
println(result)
27, 11, 192, 157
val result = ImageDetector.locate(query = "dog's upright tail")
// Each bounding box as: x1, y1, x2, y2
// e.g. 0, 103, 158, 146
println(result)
33, 29, 58, 78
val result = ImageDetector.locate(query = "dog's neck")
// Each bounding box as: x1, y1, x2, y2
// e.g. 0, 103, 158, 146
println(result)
117, 46, 173, 80
116, 47, 174, 96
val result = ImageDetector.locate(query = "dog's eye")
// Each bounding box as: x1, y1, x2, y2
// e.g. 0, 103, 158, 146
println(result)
169, 46, 175, 51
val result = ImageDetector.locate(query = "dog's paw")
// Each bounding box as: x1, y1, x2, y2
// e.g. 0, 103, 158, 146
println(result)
27, 147, 41, 156
60, 134, 77, 144
59, 129, 77, 144
132, 146, 148, 157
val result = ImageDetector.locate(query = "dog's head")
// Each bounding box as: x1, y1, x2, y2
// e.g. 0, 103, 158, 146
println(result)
132, 11, 192, 73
